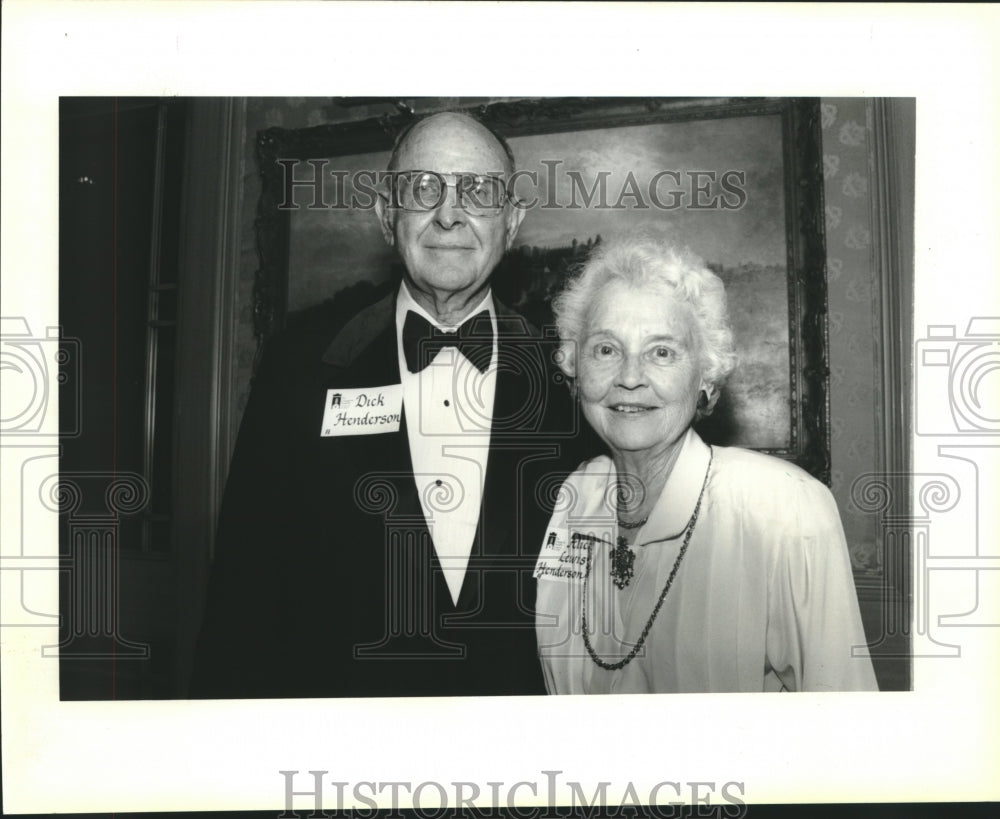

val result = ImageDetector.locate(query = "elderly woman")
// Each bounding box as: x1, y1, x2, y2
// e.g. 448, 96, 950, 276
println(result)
535, 234, 878, 693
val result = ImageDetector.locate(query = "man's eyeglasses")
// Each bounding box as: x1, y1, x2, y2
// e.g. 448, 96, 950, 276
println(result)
385, 171, 508, 217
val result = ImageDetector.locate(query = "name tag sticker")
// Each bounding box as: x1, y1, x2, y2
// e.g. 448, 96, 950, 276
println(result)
534, 528, 599, 582
321, 385, 402, 436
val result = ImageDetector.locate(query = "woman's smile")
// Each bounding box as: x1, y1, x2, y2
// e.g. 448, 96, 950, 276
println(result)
607, 402, 657, 413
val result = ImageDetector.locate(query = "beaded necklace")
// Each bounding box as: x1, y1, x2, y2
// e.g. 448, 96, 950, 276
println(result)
581, 445, 714, 671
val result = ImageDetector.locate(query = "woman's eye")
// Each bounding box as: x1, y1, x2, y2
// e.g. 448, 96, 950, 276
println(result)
593, 343, 617, 359
652, 346, 674, 361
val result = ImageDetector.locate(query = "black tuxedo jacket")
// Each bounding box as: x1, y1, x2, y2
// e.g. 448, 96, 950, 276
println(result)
190, 291, 591, 698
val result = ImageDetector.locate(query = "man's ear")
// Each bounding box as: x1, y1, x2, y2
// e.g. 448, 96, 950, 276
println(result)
504, 201, 525, 250
374, 195, 395, 247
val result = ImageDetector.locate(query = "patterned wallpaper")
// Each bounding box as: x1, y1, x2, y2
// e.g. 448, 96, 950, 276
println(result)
821, 98, 879, 572
229, 97, 884, 571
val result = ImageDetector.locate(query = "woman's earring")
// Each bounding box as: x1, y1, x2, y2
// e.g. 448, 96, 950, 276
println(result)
698, 386, 716, 413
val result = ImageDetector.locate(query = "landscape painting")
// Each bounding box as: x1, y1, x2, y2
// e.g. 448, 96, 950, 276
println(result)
257, 98, 828, 478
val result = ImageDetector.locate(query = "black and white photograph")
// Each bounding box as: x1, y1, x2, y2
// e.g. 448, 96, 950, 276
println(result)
54, 94, 905, 702
2, 2, 999, 816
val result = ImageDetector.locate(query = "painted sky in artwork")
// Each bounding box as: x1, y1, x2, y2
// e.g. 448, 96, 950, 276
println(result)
509, 114, 786, 269
287, 148, 395, 311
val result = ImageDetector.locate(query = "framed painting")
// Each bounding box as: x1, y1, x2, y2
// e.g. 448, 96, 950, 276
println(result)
254, 97, 830, 481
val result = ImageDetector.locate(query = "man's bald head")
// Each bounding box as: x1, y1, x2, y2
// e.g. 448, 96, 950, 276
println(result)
387, 111, 516, 176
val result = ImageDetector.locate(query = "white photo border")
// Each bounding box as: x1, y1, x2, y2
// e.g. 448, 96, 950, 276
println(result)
3, 0, 999, 812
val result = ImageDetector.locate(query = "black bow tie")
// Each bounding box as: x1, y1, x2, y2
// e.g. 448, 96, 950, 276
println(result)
402, 310, 493, 374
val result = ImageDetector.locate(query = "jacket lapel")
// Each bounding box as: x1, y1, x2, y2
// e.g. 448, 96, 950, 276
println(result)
320, 292, 422, 522
322, 291, 459, 614
454, 303, 546, 609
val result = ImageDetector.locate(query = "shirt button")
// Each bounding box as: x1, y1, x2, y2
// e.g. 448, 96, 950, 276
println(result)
443, 399, 450, 407
435, 479, 443, 487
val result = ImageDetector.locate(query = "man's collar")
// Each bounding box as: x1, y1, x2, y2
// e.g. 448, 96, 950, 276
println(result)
320, 281, 529, 369
636, 429, 712, 542
395, 280, 496, 332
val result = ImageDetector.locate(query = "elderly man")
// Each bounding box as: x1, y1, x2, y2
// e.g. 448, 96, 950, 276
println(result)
191, 112, 584, 698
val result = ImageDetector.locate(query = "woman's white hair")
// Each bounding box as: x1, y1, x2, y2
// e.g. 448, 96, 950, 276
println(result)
552, 230, 737, 414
